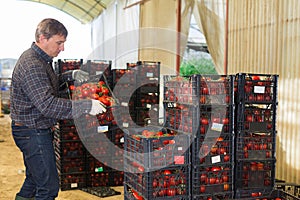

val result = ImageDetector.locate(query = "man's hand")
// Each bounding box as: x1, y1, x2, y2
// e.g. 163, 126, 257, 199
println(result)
89, 100, 107, 115
72, 70, 89, 83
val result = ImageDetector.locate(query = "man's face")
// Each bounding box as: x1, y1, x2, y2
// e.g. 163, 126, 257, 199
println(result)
38, 34, 66, 58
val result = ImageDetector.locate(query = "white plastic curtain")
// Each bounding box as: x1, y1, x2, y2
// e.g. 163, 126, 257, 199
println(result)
88, 0, 140, 68
193, 0, 226, 73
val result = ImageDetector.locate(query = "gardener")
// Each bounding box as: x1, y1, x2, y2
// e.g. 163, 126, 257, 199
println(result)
10, 18, 106, 200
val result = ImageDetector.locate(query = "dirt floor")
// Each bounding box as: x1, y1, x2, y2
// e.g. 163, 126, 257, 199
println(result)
0, 114, 124, 200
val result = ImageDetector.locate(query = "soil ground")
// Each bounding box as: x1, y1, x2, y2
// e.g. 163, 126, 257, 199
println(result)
0, 114, 124, 200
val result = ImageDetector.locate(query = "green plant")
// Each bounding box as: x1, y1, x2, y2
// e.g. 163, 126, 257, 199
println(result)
180, 56, 217, 76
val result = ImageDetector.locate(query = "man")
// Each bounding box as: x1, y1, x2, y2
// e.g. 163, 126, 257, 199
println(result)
10, 18, 105, 200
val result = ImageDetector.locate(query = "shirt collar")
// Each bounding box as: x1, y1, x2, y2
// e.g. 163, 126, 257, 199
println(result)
31, 42, 53, 64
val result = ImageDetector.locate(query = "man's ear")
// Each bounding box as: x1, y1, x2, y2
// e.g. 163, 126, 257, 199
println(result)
39, 34, 48, 43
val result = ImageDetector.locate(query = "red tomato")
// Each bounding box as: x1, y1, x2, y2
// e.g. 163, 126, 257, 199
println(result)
211, 166, 221, 173
98, 96, 110, 106
252, 75, 261, 80
200, 185, 206, 193
81, 88, 90, 98
223, 183, 230, 191
222, 175, 229, 182
102, 87, 109, 95
224, 154, 230, 162
201, 117, 209, 125
222, 118, 229, 124
201, 87, 209, 95
163, 170, 172, 176
167, 188, 176, 196
69, 85, 75, 91
132, 190, 143, 200
208, 177, 216, 184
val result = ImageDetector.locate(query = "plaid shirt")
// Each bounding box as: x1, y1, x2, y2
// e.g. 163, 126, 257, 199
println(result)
10, 43, 91, 129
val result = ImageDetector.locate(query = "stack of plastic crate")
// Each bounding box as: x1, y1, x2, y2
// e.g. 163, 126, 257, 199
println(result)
191, 75, 235, 200
53, 119, 87, 190
162, 74, 235, 199
82, 124, 124, 187
123, 126, 191, 200
112, 61, 160, 128
133, 61, 160, 126
234, 73, 279, 199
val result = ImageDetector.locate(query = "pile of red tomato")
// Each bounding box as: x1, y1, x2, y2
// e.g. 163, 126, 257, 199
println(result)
69, 81, 115, 107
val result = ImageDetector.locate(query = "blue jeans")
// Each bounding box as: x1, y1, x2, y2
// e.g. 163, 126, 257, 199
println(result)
12, 124, 59, 200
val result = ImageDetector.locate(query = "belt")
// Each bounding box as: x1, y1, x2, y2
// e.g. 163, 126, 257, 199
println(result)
12, 120, 53, 131
12, 120, 26, 126
14, 122, 25, 126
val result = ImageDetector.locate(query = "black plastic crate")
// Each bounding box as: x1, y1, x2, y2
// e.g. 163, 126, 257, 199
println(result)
163, 74, 235, 106
112, 105, 141, 129
109, 126, 125, 144
59, 172, 87, 191
235, 73, 278, 104
80, 60, 113, 90
268, 189, 300, 200
86, 170, 124, 187
124, 126, 191, 171
275, 182, 300, 198
54, 140, 86, 158
135, 61, 160, 82
235, 105, 277, 135
163, 75, 200, 105
138, 83, 160, 94
124, 165, 190, 200
110, 170, 124, 186
132, 107, 159, 127
112, 68, 137, 88
191, 164, 234, 198
234, 187, 273, 199
86, 154, 114, 173
86, 171, 112, 187
198, 105, 234, 137
56, 157, 86, 174
163, 102, 200, 135
135, 91, 159, 108
234, 189, 300, 200
235, 160, 276, 191
192, 133, 233, 166
81, 60, 112, 76
199, 75, 235, 106
235, 132, 275, 160
112, 81, 137, 99
55, 59, 83, 74
53, 124, 80, 141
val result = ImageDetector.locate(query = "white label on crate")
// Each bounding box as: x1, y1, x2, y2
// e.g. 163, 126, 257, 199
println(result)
211, 123, 223, 132
97, 126, 108, 133
121, 102, 128, 106
178, 147, 183, 151
146, 72, 154, 77
123, 122, 129, 127
71, 183, 78, 188
146, 104, 152, 109
96, 71, 103, 75
211, 155, 221, 164
254, 86, 265, 93
120, 137, 124, 143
